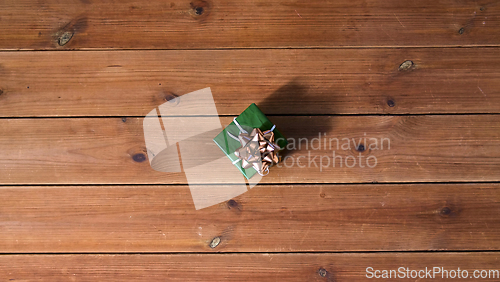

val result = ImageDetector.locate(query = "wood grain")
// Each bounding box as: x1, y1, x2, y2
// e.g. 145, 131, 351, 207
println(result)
0, 0, 499, 50
1, 0, 498, 276
1, 253, 499, 281
1, 184, 499, 253
0, 49, 499, 117
0, 115, 499, 184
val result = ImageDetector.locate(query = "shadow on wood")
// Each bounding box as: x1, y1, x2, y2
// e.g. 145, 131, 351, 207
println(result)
257, 78, 336, 158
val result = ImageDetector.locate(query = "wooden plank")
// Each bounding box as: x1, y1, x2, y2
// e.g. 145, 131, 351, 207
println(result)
1, 115, 499, 184
0, 48, 499, 117
0, 0, 499, 50
1, 184, 499, 253
1, 253, 499, 281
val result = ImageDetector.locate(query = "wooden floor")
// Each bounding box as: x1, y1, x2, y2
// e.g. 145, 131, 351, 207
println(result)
1, 0, 499, 280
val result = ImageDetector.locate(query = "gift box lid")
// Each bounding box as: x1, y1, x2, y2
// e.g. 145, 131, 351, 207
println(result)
213, 103, 287, 179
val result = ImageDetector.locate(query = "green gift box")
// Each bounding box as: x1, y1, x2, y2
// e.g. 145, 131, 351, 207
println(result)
213, 103, 287, 179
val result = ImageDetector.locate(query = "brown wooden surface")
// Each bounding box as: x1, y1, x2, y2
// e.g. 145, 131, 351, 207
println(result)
1, 115, 499, 184
0, 48, 499, 117
0, 0, 499, 50
0, 184, 499, 253
1, 253, 499, 281
1, 0, 499, 279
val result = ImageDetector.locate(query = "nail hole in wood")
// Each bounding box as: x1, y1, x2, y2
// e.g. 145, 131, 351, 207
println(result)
133, 153, 147, 163
356, 144, 365, 152
387, 99, 395, 107
399, 60, 414, 71
190, 0, 210, 18
458, 28, 465, 35
227, 199, 240, 209
194, 6, 204, 15
164, 92, 180, 105
209, 236, 221, 248
440, 207, 452, 216
58, 31, 74, 46
318, 268, 328, 277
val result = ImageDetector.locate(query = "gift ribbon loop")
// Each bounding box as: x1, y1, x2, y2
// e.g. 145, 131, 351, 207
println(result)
226, 118, 281, 177
233, 117, 248, 134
